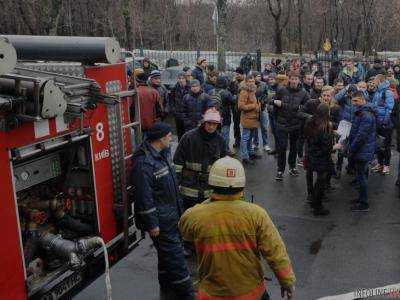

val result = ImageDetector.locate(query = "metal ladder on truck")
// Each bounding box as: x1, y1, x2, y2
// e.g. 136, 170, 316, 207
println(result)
107, 85, 145, 253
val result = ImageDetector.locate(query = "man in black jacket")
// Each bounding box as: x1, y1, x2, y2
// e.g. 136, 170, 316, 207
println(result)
272, 72, 309, 180
170, 72, 190, 141
310, 77, 325, 100
253, 71, 270, 153
215, 76, 235, 153
228, 67, 246, 148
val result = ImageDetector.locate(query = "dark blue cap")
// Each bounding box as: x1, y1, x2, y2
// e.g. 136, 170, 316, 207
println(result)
146, 122, 172, 141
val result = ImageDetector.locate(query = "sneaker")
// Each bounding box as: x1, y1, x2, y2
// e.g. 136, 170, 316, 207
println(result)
306, 194, 313, 204
263, 145, 272, 152
242, 158, 255, 165
382, 165, 390, 175
250, 153, 262, 160
396, 179, 400, 187
313, 207, 330, 216
351, 203, 369, 212
233, 142, 240, 148
253, 146, 259, 153
297, 158, 304, 167
371, 164, 383, 173
289, 168, 299, 176
275, 172, 284, 181
267, 149, 277, 155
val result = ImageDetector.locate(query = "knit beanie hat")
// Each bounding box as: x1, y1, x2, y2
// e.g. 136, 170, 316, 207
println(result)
146, 122, 172, 141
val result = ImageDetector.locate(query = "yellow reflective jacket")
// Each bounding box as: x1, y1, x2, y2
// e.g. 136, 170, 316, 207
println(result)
179, 192, 295, 299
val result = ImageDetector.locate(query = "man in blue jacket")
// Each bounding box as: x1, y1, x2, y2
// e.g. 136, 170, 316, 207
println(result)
369, 74, 394, 175
170, 72, 190, 141
192, 57, 207, 86
182, 79, 215, 132
340, 91, 376, 212
132, 123, 195, 299
335, 84, 359, 123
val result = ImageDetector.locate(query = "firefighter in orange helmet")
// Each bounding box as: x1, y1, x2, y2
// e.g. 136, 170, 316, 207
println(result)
179, 156, 296, 299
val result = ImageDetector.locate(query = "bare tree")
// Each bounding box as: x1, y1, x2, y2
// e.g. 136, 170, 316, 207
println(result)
360, 0, 375, 55
266, 0, 292, 54
216, 0, 228, 71
296, 0, 304, 55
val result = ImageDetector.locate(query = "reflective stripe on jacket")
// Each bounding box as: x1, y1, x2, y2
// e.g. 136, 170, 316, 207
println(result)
173, 127, 226, 200
179, 192, 296, 298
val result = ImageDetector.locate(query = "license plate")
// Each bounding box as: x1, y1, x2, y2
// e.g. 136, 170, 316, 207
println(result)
40, 272, 82, 300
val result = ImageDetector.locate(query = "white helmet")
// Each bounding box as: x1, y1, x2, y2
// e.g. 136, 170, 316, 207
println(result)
208, 156, 246, 188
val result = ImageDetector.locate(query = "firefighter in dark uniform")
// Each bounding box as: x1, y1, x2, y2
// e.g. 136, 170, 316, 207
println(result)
132, 122, 195, 300
173, 109, 227, 211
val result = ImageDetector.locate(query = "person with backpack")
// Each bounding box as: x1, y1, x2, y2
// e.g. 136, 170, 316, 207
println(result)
370, 74, 395, 175
253, 71, 271, 153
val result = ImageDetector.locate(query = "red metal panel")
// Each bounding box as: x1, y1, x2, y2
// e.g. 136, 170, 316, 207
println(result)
85, 63, 128, 92
84, 63, 129, 242
89, 103, 116, 242
0, 133, 26, 300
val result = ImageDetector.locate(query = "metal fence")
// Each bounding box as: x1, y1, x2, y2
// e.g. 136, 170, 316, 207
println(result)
133, 49, 258, 71
134, 48, 400, 74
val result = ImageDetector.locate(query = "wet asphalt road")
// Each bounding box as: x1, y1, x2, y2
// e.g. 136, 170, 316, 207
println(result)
75, 140, 400, 300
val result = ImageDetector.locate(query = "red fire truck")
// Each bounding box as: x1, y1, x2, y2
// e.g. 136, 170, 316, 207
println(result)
0, 36, 142, 299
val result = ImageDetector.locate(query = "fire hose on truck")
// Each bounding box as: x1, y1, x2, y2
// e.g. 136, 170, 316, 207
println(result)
0, 35, 141, 300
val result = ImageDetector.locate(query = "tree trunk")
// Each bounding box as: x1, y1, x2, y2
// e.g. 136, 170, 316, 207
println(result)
297, 0, 303, 55
275, 22, 283, 54
123, 0, 134, 49
217, 0, 227, 71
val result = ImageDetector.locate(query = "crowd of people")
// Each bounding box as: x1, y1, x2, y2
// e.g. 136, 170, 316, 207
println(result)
131, 55, 400, 216
129, 55, 400, 299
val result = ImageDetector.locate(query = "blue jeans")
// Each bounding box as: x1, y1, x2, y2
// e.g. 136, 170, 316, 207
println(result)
254, 110, 269, 147
221, 125, 231, 153
355, 160, 369, 205
240, 128, 256, 160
